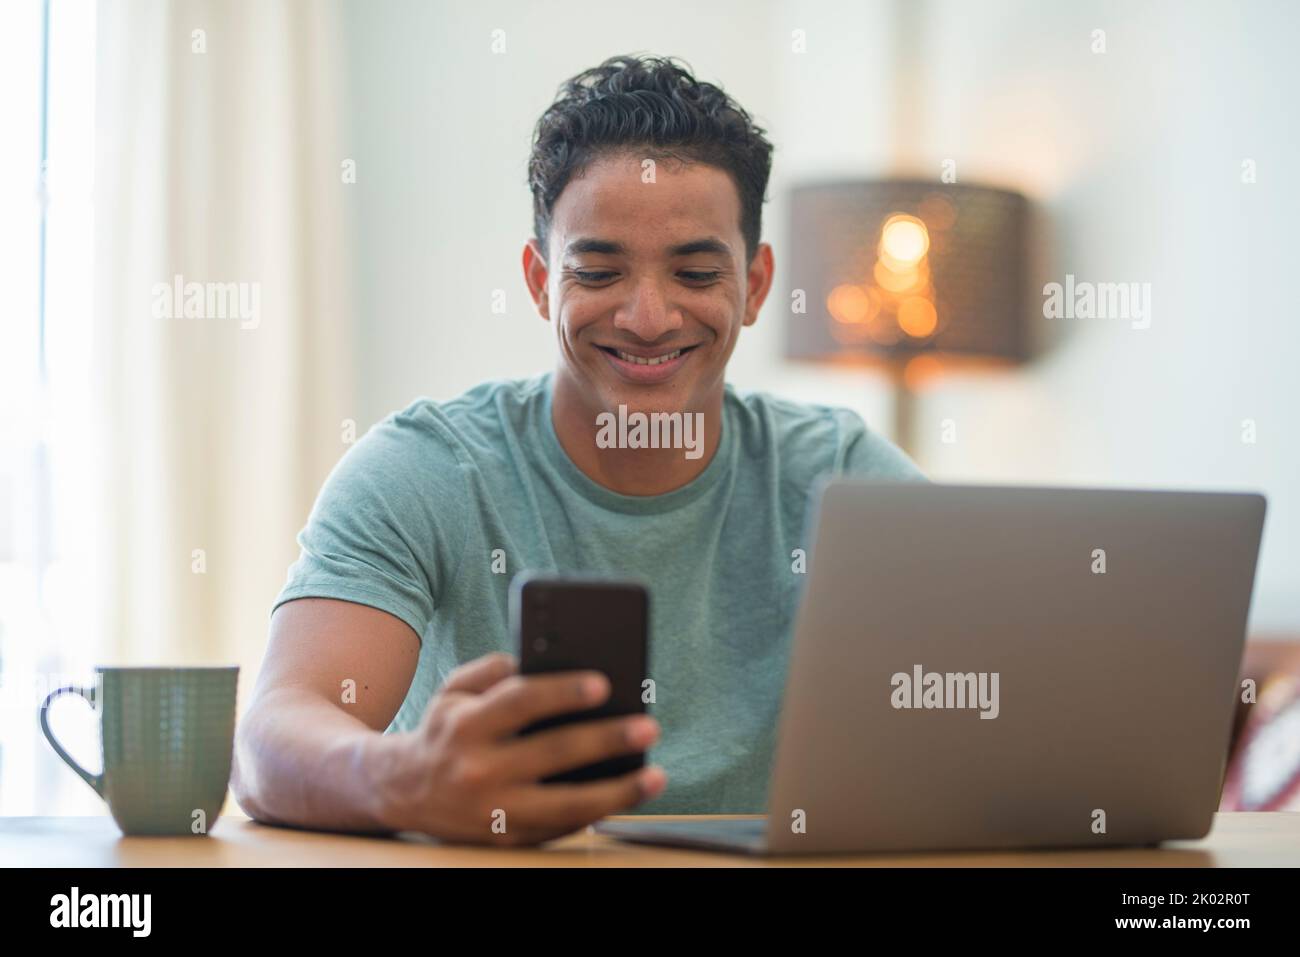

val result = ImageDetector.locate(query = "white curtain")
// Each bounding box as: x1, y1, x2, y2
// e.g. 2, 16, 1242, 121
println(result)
92, 0, 354, 701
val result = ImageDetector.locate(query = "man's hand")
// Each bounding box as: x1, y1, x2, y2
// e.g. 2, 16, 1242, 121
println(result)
373, 652, 667, 846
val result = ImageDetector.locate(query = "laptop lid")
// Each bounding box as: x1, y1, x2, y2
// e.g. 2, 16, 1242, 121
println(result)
762, 480, 1266, 854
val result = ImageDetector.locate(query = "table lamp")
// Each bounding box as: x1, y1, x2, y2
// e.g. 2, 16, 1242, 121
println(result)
785, 180, 1030, 459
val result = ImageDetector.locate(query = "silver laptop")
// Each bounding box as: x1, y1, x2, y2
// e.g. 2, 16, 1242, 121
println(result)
595, 479, 1267, 855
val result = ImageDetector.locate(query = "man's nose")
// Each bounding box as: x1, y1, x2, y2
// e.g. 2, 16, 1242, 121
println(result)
612, 278, 683, 341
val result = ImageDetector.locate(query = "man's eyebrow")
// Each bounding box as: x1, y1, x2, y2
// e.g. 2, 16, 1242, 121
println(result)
667, 238, 731, 258
562, 237, 733, 258
564, 238, 627, 257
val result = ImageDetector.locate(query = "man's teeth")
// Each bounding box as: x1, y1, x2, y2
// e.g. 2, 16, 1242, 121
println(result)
616, 349, 682, 366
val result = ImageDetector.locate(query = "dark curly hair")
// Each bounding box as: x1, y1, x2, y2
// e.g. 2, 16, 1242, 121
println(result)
528, 54, 774, 266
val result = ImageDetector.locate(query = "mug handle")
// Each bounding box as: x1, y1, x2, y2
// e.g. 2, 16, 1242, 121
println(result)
39, 685, 104, 796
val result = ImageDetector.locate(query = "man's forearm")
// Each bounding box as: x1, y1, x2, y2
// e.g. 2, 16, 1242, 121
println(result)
231, 688, 396, 833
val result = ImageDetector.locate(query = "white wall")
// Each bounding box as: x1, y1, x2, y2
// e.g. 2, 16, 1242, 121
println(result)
340, 0, 784, 416
339, 0, 1299, 632
902, 0, 1300, 631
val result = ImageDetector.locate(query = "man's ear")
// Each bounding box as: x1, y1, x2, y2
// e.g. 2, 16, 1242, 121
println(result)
742, 242, 775, 327
522, 238, 552, 321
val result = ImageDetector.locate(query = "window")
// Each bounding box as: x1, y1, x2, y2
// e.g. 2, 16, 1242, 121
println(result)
0, 0, 102, 816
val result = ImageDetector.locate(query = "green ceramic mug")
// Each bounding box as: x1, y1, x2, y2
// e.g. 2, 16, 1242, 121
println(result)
39, 666, 239, 836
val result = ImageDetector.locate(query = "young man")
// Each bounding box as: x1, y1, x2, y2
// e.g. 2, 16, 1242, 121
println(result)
232, 54, 924, 846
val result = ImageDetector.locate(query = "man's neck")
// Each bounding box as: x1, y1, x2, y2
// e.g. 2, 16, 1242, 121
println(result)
550, 373, 724, 497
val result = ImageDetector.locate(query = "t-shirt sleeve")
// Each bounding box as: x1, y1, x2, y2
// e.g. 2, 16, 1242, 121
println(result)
271, 404, 470, 641
831, 408, 929, 481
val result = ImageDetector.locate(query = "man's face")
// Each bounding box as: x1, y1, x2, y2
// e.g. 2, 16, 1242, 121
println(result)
525, 151, 772, 418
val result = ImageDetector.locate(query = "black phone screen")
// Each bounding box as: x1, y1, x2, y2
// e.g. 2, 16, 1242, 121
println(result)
511, 575, 649, 783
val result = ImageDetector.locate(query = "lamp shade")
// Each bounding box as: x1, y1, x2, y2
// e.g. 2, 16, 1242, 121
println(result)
785, 180, 1029, 364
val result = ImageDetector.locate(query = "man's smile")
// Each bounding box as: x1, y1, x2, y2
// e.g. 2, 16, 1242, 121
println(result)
595, 342, 701, 383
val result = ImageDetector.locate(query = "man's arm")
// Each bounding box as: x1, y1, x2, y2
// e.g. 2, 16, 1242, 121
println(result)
231, 597, 420, 831
231, 597, 667, 844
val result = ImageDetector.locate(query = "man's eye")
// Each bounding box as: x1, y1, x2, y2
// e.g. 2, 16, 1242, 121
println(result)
572, 270, 719, 284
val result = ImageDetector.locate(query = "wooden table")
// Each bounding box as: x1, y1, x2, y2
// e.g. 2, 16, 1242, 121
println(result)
3, 812, 1299, 866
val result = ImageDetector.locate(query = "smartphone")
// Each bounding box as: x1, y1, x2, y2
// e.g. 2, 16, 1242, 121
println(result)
510, 573, 650, 783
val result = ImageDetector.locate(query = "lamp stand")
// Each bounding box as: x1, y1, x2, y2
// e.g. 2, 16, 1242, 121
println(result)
888, 361, 918, 462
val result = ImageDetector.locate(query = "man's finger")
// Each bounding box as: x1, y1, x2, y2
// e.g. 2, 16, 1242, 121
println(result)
494, 714, 658, 783
491, 766, 666, 834
468, 670, 608, 740
440, 651, 518, 695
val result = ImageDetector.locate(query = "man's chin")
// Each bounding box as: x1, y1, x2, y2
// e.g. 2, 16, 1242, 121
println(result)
558, 356, 712, 417
594, 378, 695, 417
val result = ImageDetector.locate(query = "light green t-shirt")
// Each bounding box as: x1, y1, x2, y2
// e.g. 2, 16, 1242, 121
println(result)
274, 371, 926, 812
